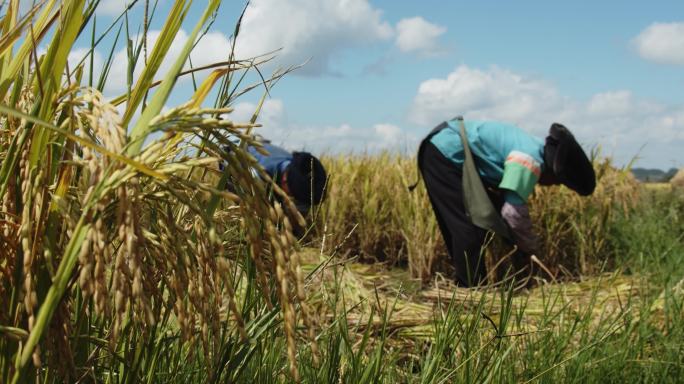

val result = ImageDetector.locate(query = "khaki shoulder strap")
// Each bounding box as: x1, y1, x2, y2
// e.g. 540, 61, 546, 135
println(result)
456, 117, 512, 240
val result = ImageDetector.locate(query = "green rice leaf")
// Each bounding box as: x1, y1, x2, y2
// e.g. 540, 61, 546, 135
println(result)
128, 0, 221, 155
0, 103, 168, 180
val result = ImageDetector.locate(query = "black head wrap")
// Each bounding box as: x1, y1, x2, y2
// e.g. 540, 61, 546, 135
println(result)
543, 123, 596, 196
286, 152, 328, 205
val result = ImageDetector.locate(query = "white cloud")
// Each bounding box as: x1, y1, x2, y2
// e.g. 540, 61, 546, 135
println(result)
374, 123, 402, 146
408, 65, 684, 167
235, 0, 393, 76
67, 48, 104, 84
632, 22, 684, 65
105, 29, 232, 95
231, 99, 414, 153
409, 65, 562, 132
587, 91, 633, 116
232, 99, 287, 133
189, 30, 233, 67
95, 0, 136, 16
395, 17, 446, 56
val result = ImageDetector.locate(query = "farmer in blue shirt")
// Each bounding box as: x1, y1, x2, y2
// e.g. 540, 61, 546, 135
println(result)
250, 142, 327, 215
416, 118, 596, 287
221, 138, 328, 216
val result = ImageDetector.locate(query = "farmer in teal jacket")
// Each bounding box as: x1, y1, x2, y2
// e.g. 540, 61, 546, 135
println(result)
416, 117, 596, 287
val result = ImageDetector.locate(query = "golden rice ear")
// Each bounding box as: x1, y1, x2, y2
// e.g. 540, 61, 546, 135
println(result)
0, 1, 313, 381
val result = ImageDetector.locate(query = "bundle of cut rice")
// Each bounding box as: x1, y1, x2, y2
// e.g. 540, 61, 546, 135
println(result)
303, 249, 645, 341
670, 168, 684, 189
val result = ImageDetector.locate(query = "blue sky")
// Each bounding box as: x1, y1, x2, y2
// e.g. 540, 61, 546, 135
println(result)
74, 0, 684, 168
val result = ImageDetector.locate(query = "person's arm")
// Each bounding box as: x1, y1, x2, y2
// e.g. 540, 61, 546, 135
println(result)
498, 150, 542, 254
501, 194, 538, 255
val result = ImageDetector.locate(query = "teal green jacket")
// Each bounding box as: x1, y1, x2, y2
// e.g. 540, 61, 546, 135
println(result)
430, 119, 543, 253
430, 120, 545, 205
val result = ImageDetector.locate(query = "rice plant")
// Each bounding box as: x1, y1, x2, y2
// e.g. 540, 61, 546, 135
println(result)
0, 1, 314, 382
1, 1, 683, 383
314, 153, 639, 281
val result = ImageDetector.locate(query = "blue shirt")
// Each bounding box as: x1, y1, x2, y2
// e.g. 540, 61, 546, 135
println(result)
247, 143, 312, 214
248, 143, 292, 180
429, 120, 545, 205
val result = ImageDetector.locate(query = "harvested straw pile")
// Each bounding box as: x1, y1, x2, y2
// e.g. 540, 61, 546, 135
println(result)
671, 168, 684, 190
301, 248, 648, 341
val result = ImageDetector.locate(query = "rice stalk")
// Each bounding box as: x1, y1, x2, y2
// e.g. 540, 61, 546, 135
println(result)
315, 153, 638, 282
0, 1, 315, 382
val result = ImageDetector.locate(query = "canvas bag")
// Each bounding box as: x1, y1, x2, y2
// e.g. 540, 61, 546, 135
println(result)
451, 116, 512, 240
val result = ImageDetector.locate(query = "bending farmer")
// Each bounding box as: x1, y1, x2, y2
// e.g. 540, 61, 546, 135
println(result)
416, 117, 596, 287
221, 138, 328, 217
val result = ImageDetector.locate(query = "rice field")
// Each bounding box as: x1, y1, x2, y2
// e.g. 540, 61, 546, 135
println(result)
312, 153, 639, 280
2, 1, 684, 383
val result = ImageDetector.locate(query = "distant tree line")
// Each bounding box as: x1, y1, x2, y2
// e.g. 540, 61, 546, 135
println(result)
631, 167, 679, 183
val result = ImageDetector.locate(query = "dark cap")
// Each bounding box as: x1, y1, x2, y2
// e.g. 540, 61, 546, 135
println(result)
543, 123, 596, 196
287, 152, 328, 205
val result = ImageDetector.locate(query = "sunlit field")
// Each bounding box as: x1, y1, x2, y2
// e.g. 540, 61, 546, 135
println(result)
1, 1, 684, 383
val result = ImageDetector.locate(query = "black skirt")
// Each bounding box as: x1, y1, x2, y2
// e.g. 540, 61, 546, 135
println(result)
419, 141, 505, 286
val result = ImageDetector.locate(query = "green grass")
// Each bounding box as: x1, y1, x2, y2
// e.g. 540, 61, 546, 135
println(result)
265, 190, 684, 382
142, 186, 683, 383
1, 1, 684, 383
